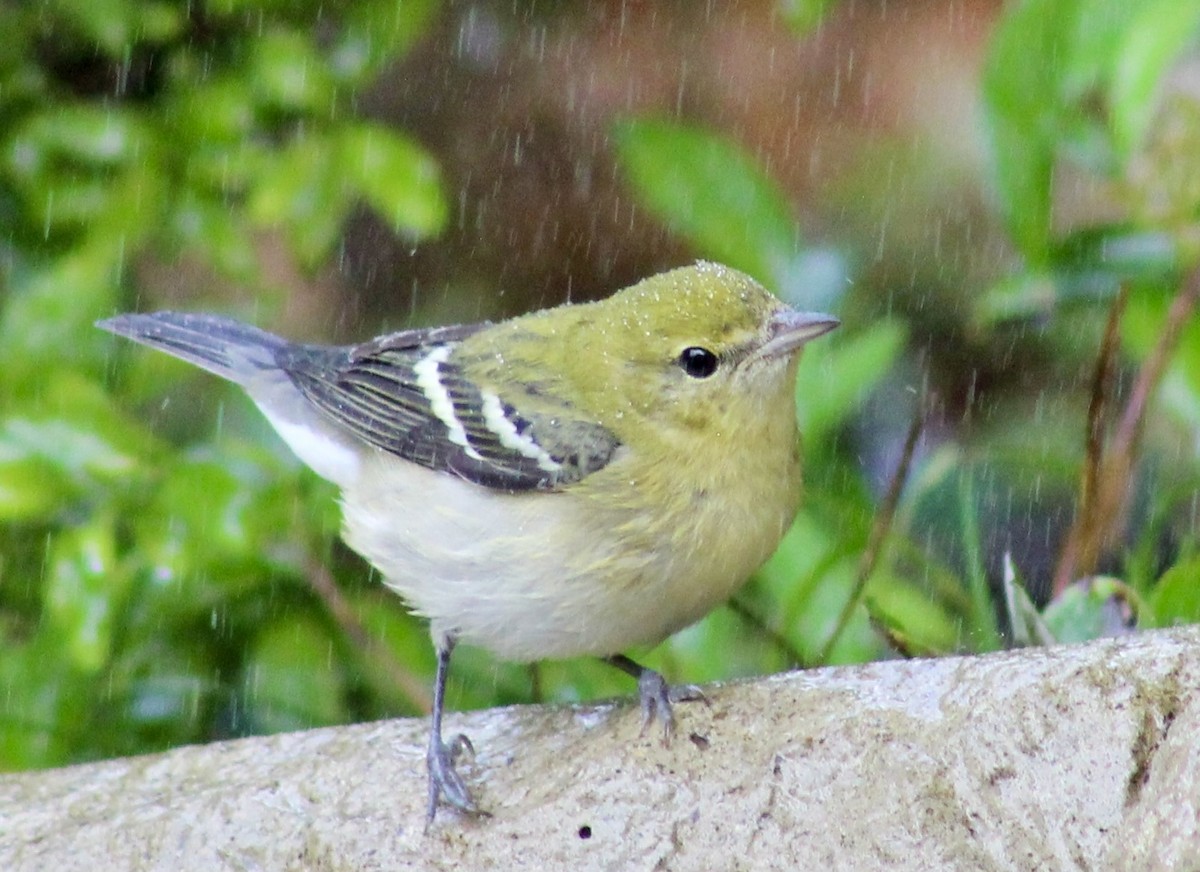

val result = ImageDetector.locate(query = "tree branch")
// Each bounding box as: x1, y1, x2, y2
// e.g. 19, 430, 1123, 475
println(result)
1054, 270, 1200, 594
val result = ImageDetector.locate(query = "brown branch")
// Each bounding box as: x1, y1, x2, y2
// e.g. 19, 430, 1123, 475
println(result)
818, 384, 928, 663
1113, 276, 1200, 455
1083, 285, 1127, 526
1054, 268, 1200, 594
1052, 284, 1128, 595
307, 560, 433, 713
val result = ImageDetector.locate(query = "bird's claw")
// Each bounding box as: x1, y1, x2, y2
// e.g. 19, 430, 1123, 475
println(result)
426, 731, 486, 824
636, 672, 707, 743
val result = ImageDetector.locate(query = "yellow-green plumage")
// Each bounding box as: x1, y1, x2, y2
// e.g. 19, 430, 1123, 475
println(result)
96, 260, 837, 820
342, 263, 818, 659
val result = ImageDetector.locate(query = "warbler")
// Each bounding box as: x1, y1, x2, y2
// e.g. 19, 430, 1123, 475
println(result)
97, 262, 838, 821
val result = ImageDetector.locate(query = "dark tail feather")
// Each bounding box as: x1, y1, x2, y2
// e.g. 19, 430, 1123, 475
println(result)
96, 312, 289, 385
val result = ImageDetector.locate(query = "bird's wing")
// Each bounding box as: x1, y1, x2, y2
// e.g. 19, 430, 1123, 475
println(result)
278, 323, 621, 492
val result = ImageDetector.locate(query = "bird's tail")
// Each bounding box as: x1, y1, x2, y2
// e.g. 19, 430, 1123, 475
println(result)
96, 312, 290, 386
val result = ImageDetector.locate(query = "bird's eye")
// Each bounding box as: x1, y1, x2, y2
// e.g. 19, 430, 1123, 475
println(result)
678, 346, 719, 378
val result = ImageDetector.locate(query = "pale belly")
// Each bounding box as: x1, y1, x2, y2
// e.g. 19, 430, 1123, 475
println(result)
339, 452, 797, 662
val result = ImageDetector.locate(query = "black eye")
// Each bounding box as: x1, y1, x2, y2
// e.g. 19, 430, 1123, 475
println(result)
678, 346, 719, 378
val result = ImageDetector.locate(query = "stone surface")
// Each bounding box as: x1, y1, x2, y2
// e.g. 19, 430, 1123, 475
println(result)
2, 627, 1198, 870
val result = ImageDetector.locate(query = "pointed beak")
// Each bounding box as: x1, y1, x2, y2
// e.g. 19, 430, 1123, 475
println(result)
757, 308, 840, 359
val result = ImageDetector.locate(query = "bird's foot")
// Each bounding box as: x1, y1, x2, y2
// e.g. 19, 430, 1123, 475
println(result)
635, 669, 708, 744
426, 732, 487, 824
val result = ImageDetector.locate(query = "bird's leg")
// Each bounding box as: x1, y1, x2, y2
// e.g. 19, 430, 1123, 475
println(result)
603, 654, 706, 743
426, 635, 484, 823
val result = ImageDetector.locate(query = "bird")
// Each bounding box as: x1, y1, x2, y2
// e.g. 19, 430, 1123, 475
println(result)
97, 261, 839, 821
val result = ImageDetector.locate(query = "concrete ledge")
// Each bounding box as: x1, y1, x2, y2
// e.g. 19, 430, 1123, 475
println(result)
2, 627, 1198, 870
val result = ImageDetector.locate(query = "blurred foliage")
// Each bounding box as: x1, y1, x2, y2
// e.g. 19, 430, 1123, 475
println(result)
979, 0, 1200, 300
4, 0, 1200, 778
0, 0, 445, 769
611, 118, 799, 288
976, 0, 1200, 630
778, 0, 840, 34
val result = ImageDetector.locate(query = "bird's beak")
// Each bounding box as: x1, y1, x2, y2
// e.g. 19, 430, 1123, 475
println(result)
757, 308, 840, 359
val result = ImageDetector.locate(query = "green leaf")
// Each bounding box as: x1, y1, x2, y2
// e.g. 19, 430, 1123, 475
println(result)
778, 0, 838, 34
135, 2, 188, 43
756, 512, 881, 665
0, 52, 46, 111
1057, 0, 1142, 171
130, 439, 318, 606
980, 0, 1180, 255
958, 468, 1002, 652
206, 0, 311, 15
166, 78, 258, 146
137, 453, 260, 581
971, 221, 1183, 327
338, 122, 448, 240
27, 176, 112, 231
1110, 0, 1200, 158
0, 456, 76, 521
664, 605, 785, 682
863, 601, 943, 659
248, 132, 352, 267
3, 242, 121, 337
6, 106, 152, 175
169, 196, 260, 282
23, 160, 165, 239
795, 318, 907, 443
1064, 0, 1143, 94
332, 0, 441, 84
0, 418, 140, 484
112, 639, 215, 746
865, 574, 960, 654
49, 0, 184, 50
1151, 555, 1200, 626
982, 0, 1079, 263
248, 29, 337, 113
1123, 292, 1200, 435
345, 592, 434, 715
611, 116, 797, 286
44, 517, 125, 673
1044, 576, 1141, 641
174, 130, 269, 198
49, 0, 138, 54
973, 271, 1062, 325
1001, 553, 1056, 647
0, 371, 163, 486
530, 657, 631, 708
441, 642, 533, 711
0, 633, 89, 768
241, 617, 347, 733
1055, 225, 1183, 279
1, 178, 164, 365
